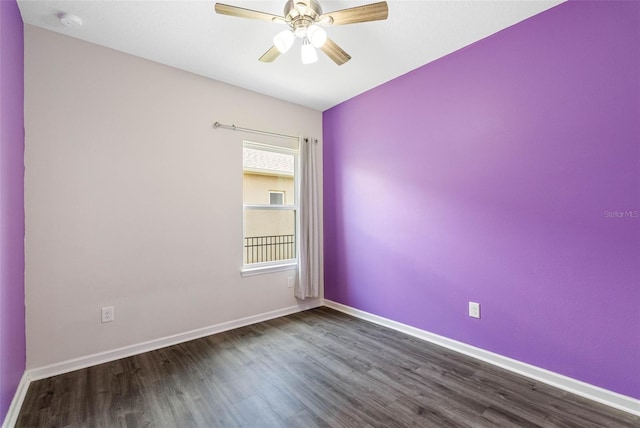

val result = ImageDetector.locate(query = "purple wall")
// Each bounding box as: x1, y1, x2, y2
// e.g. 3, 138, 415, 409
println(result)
323, 1, 639, 399
0, 0, 26, 422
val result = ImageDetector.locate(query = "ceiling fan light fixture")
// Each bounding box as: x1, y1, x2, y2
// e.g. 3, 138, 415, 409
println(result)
307, 24, 327, 48
273, 29, 295, 53
294, 26, 307, 38
301, 38, 318, 64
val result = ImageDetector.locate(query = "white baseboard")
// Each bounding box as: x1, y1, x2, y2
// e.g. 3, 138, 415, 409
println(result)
2, 372, 30, 428
27, 299, 322, 382
323, 299, 640, 417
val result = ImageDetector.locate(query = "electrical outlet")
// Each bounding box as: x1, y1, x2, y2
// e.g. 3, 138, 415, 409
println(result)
101, 306, 114, 323
287, 277, 294, 288
469, 302, 480, 319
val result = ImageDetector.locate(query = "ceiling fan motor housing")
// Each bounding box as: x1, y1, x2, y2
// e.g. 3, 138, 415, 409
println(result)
284, 0, 324, 37
284, 0, 323, 18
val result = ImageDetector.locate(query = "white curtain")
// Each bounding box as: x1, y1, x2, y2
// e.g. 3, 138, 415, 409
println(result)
296, 137, 321, 299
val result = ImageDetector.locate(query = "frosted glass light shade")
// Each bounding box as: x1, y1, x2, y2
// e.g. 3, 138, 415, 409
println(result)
307, 24, 327, 48
273, 30, 295, 53
301, 39, 318, 64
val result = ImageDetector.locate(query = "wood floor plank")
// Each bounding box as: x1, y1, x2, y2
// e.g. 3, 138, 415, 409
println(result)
16, 307, 639, 427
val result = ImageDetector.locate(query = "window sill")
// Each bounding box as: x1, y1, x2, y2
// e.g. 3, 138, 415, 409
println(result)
241, 262, 297, 277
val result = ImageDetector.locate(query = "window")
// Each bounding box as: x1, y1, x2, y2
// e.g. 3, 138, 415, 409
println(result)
269, 191, 285, 205
243, 142, 298, 272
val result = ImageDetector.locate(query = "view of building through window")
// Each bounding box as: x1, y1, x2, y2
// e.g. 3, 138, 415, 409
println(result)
243, 143, 297, 266
269, 191, 285, 205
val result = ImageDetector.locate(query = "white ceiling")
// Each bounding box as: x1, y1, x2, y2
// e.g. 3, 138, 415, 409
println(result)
17, 0, 564, 111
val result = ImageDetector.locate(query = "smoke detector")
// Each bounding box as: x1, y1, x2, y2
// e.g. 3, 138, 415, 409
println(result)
59, 13, 83, 29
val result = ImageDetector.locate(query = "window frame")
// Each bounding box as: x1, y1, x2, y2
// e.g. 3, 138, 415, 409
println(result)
241, 141, 299, 276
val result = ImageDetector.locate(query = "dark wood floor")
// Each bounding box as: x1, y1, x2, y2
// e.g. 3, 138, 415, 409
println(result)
17, 307, 639, 427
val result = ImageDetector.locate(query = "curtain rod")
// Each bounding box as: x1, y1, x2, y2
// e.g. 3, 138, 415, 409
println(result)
212, 121, 299, 141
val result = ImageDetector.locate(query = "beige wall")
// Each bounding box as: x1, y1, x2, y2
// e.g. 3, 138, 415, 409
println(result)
243, 173, 295, 205
24, 25, 323, 369
244, 209, 295, 238
243, 173, 295, 250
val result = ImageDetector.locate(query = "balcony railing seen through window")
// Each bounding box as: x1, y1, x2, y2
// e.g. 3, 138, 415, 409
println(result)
244, 234, 295, 264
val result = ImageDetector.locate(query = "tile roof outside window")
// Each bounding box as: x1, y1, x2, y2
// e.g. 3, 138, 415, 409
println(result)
243, 147, 294, 176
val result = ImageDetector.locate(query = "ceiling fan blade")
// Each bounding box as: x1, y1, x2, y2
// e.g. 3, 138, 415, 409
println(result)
259, 46, 281, 63
320, 1, 388, 26
321, 38, 351, 65
215, 3, 284, 23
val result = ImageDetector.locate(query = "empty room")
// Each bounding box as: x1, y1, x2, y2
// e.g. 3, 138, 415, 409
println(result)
1, 0, 638, 426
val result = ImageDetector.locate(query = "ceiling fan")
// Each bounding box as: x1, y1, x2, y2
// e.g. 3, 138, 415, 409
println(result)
214, 0, 389, 65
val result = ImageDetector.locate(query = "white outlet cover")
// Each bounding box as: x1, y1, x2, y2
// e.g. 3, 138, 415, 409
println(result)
101, 306, 114, 323
469, 302, 480, 319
